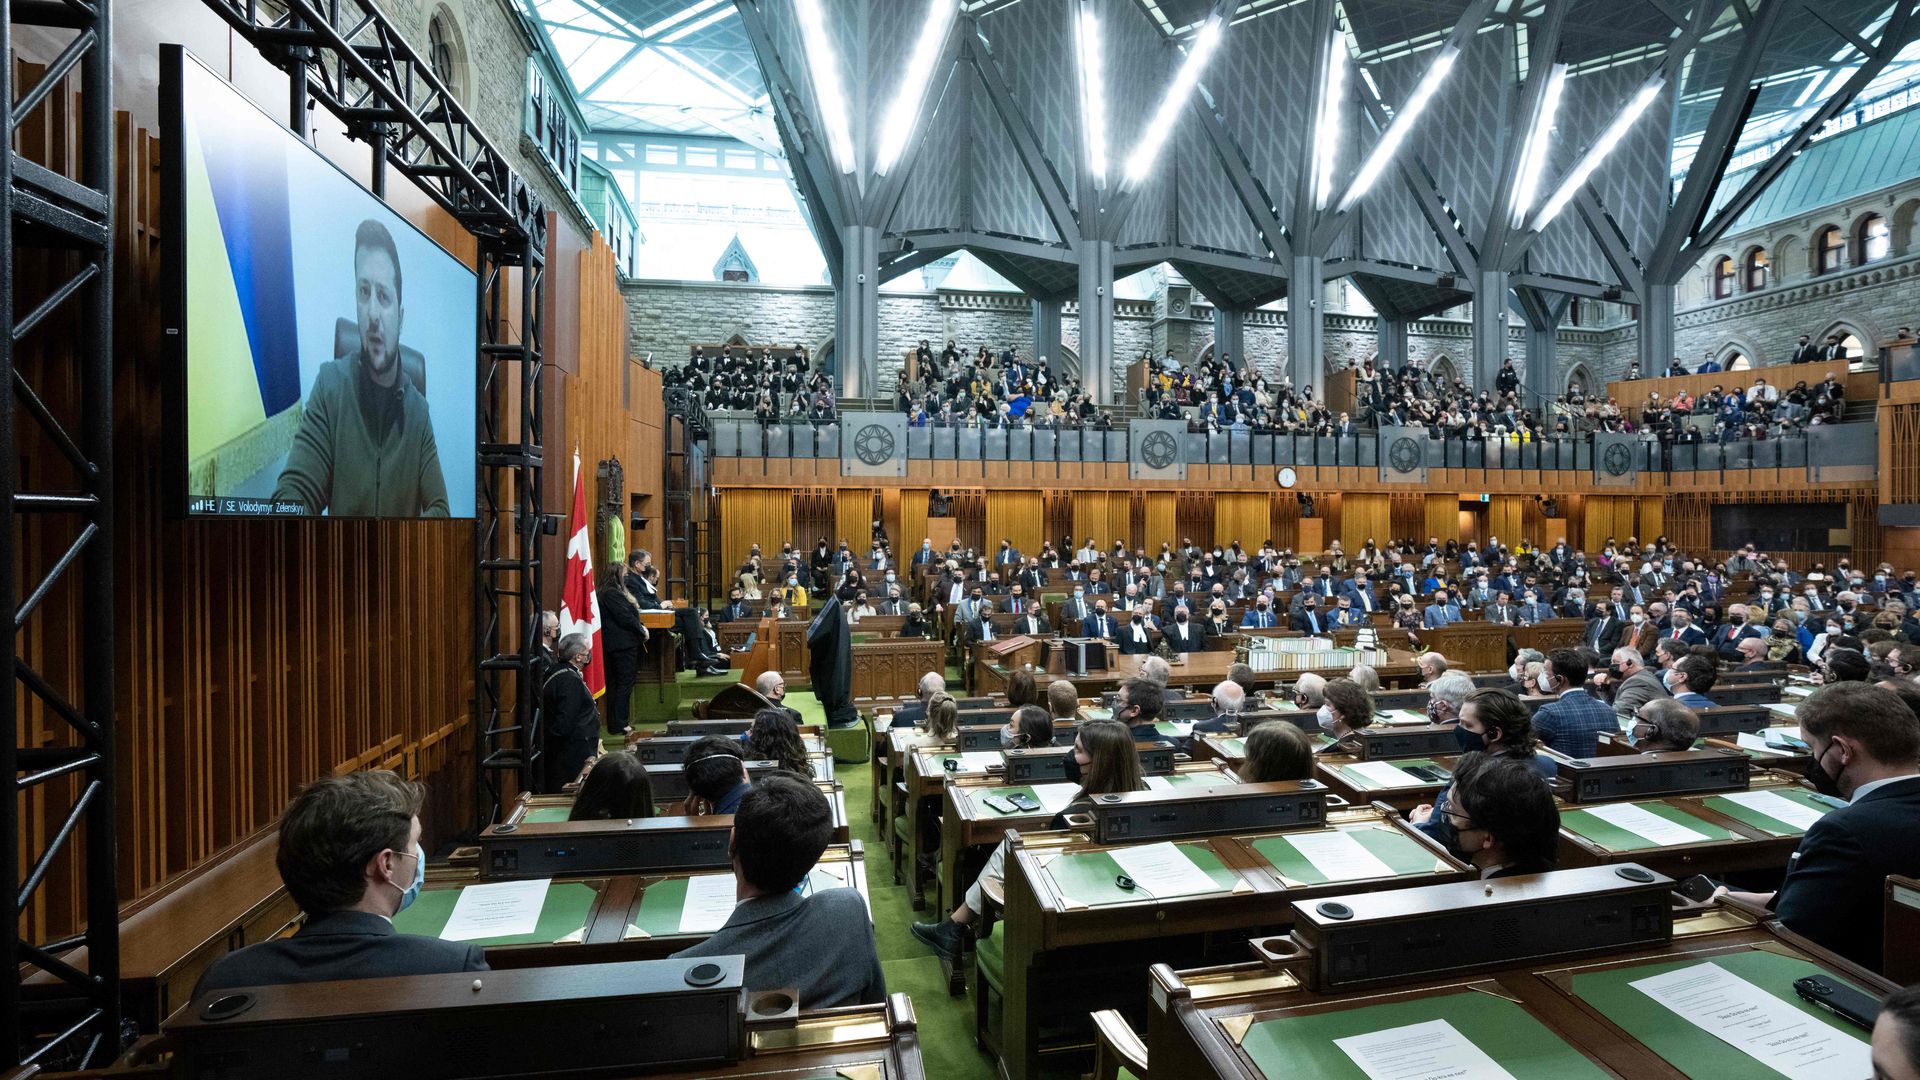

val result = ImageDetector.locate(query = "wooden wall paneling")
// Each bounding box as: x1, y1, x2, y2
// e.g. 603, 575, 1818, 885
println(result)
1214, 493, 1269, 553
949, 490, 986, 553
984, 490, 1044, 557
1269, 490, 1300, 551
1887, 399, 1920, 506
1389, 493, 1424, 544
898, 488, 930, 553
1424, 495, 1458, 545
1489, 496, 1526, 549
1044, 492, 1074, 551
720, 489, 795, 578
1174, 492, 1211, 552
835, 488, 874, 550
1143, 493, 1176, 556
1637, 497, 1664, 542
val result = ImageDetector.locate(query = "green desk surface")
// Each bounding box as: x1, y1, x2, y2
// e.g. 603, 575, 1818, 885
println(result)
1240, 989, 1609, 1080
1153, 720, 1190, 737
1560, 802, 1736, 853
1700, 788, 1834, 837
1042, 842, 1237, 907
630, 866, 853, 938
1082, 707, 1113, 722
1215, 737, 1247, 758
1251, 825, 1443, 886
391, 880, 599, 946
522, 806, 572, 824
1159, 771, 1233, 789
1330, 758, 1447, 790
970, 785, 1048, 816
1569, 949, 1870, 1079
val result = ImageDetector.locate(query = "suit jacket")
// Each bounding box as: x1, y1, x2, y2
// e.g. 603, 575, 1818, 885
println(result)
675, 887, 886, 1008
1117, 618, 1158, 654
1610, 668, 1670, 721
1585, 616, 1623, 652
1342, 586, 1380, 614
1015, 613, 1051, 637
196, 910, 486, 995
963, 619, 999, 648
1518, 602, 1556, 624
1081, 613, 1117, 640
1531, 689, 1619, 758
1663, 625, 1707, 647
1290, 609, 1329, 634
1422, 603, 1463, 629
1060, 596, 1092, 624
1162, 620, 1205, 652
1710, 624, 1761, 660
540, 667, 600, 792
1789, 343, 1820, 364
1771, 777, 1920, 969
1483, 603, 1519, 626
1241, 608, 1280, 628
1674, 691, 1717, 710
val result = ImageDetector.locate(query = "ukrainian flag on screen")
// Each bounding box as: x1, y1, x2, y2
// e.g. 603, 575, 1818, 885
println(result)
183, 62, 302, 465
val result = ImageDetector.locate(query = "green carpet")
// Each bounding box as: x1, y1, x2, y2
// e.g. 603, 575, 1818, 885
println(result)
616, 671, 998, 1079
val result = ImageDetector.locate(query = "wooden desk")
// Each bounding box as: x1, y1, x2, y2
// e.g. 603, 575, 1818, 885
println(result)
1313, 753, 1452, 813
852, 637, 946, 700
504, 783, 852, 845
1555, 779, 1825, 879
1416, 621, 1510, 672
393, 843, 868, 968
996, 808, 1471, 1080
648, 992, 926, 1079
979, 649, 1421, 696
1147, 907, 1891, 1079
635, 608, 683, 713
1512, 618, 1589, 654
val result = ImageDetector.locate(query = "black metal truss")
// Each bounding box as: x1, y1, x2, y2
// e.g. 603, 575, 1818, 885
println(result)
3, 0, 120, 1068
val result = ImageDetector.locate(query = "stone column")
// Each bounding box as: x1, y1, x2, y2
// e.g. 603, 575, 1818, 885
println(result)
1031, 298, 1066, 382
1077, 238, 1115, 403
1470, 269, 1511, 392
1288, 255, 1324, 394
835, 224, 881, 398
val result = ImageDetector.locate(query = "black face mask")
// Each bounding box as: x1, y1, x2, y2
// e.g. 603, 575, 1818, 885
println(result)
1806, 744, 1844, 799
1453, 726, 1487, 754
1061, 752, 1083, 785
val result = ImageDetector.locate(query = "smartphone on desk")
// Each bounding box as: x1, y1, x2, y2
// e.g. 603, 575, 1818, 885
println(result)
1793, 975, 1880, 1031
1674, 873, 1720, 904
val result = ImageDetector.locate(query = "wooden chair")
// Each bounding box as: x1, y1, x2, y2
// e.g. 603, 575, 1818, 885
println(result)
973, 874, 1007, 1051
1090, 1009, 1150, 1080
1886, 874, 1920, 984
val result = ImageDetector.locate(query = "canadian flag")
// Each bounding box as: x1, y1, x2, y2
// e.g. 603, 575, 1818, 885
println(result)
559, 452, 606, 698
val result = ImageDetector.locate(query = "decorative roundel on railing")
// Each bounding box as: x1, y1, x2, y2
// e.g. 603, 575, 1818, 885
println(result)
1603, 442, 1635, 477
1389, 436, 1423, 474
1140, 430, 1180, 470
853, 423, 897, 466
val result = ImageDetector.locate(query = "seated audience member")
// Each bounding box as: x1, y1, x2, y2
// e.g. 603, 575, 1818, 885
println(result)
1871, 984, 1920, 1080
1664, 654, 1718, 710
1721, 683, 1920, 969
910, 720, 1145, 960
745, 708, 812, 777
754, 670, 804, 726
196, 771, 486, 993
900, 602, 931, 638
1412, 688, 1554, 841
1237, 722, 1315, 783
1821, 647, 1872, 684
1531, 648, 1615, 757
920, 692, 959, 741
1733, 635, 1771, 670
1046, 678, 1080, 721
683, 736, 752, 816
1194, 679, 1245, 736
1111, 675, 1166, 742
1426, 671, 1474, 725
1506, 648, 1545, 695
1000, 704, 1055, 750
1138, 655, 1184, 698
1228, 662, 1259, 700
893, 672, 945, 725
1005, 667, 1038, 709
674, 774, 885, 1007
1441, 753, 1562, 879
1291, 671, 1329, 710
569, 752, 655, 820
1416, 652, 1449, 686
1347, 664, 1382, 696
1609, 646, 1670, 723
1629, 698, 1699, 752
1317, 677, 1376, 750
540, 631, 601, 793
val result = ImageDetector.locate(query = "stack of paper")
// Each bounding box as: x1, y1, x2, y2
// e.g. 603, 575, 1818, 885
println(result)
1632, 963, 1869, 1080
440, 879, 550, 941
1334, 1019, 1518, 1080
1717, 790, 1827, 831
1107, 842, 1223, 898
1286, 831, 1397, 882
678, 874, 740, 934
1344, 761, 1418, 788
1584, 803, 1710, 847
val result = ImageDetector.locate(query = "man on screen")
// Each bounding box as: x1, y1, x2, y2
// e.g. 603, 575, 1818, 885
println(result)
273, 219, 450, 517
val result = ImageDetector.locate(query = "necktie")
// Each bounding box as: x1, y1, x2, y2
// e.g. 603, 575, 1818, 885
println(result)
1310, 614, 1319, 633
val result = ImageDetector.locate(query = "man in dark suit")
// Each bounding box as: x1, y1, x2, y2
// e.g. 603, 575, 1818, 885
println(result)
1789, 334, 1819, 365
1662, 609, 1707, 647
1585, 611, 1623, 653
1723, 684, 1920, 970
1081, 602, 1117, 642
1162, 609, 1205, 652
1060, 587, 1092, 627
196, 771, 487, 994
677, 775, 886, 1006
1117, 610, 1159, 654
1482, 591, 1519, 626
1290, 597, 1329, 635
1341, 576, 1380, 615
1708, 602, 1762, 660
1014, 607, 1051, 638
722, 588, 753, 624
1241, 596, 1279, 628
963, 601, 1000, 649
540, 633, 603, 792
1530, 649, 1618, 758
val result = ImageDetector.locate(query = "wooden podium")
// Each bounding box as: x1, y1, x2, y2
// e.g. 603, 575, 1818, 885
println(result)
972, 635, 1041, 693
739, 617, 778, 690
634, 607, 683, 713
1419, 621, 1510, 673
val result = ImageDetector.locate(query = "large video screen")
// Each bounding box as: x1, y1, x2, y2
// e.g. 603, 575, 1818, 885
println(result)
167, 47, 476, 519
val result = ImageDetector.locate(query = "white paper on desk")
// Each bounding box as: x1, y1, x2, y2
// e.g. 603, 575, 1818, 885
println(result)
1766, 702, 1800, 717
439, 878, 549, 941
1345, 760, 1417, 787
1032, 784, 1078, 815
1333, 1018, 1517, 1080
1286, 830, 1397, 882
1735, 732, 1788, 755
1631, 962, 1870, 1080
953, 751, 1004, 773
1108, 841, 1221, 898
1378, 710, 1430, 727
1143, 775, 1174, 791
1584, 802, 1709, 847
1718, 790, 1827, 831
677, 873, 740, 935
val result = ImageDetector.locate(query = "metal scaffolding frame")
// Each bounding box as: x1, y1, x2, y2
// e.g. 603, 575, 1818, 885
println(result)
2, 0, 119, 1066
198, 0, 548, 818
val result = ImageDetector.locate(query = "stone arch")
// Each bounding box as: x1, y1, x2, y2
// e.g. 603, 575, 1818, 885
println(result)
1810, 223, 1846, 275
1739, 244, 1770, 293
1715, 332, 1763, 370
425, 5, 470, 102
1429, 354, 1461, 387
1851, 208, 1892, 265
1816, 314, 1881, 369
1772, 234, 1801, 286
1564, 363, 1594, 399
1893, 198, 1920, 257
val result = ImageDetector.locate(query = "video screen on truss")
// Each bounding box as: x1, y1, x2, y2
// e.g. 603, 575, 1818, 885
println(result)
165, 46, 477, 519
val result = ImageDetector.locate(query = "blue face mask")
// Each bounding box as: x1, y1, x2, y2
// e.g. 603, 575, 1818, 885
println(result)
393, 843, 424, 914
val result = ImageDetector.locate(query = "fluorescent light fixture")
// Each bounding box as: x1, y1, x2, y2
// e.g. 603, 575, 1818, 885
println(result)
1508, 62, 1566, 228
795, 0, 856, 173
1530, 77, 1664, 231
1122, 16, 1225, 185
1313, 33, 1346, 211
1334, 44, 1458, 213
875, 0, 960, 175
1075, 4, 1109, 188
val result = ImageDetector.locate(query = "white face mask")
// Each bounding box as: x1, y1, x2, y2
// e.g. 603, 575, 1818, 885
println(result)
1537, 671, 1556, 694
1630, 613, 1645, 625
1316, 704, 1338, 732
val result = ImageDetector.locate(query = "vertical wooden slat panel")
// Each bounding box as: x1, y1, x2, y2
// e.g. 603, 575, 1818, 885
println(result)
1341, 494, 1391, 553
1214, 493, 1269, 553
984, 490, 1044, 557
1424, 495, 1457, 544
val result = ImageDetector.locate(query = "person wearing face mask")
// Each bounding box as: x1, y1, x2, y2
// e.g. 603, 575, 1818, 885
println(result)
1662, 654, 1718, 709
195, 771, 485, 993
1607, 646, 1670, 723
540, 632, 603, 792
1530, 648, 1615, 757
1194, 679, 1246, 736
1083, 601, 1116, 641
1110, 677, 1165, 741
1163, 604, 1203, 652
1625, 698, 1698, 752
911, 720, 1145, 961
1437, 754, 1562, 879
1715, 683, 1920, 969
1242, 595, 1278, 628
1411, 688, 1553, 841
1118, 606, 1159, 654
1061, 584, 1091, 626
1517, 589, 1555, 625
1315, 678, 1376, 753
